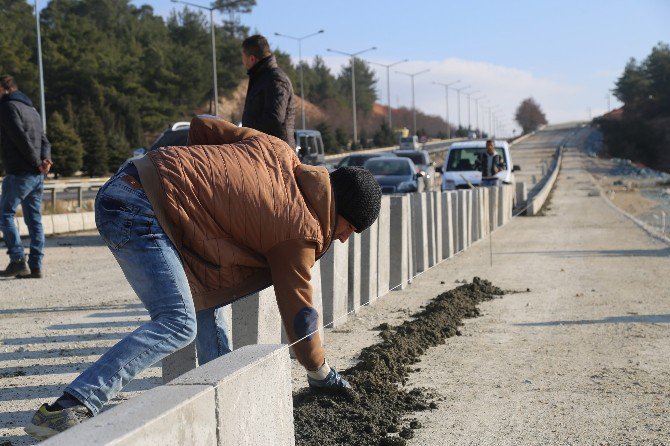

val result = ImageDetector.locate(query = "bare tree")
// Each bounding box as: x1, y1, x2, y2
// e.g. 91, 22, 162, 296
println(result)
515, 97, 548, 134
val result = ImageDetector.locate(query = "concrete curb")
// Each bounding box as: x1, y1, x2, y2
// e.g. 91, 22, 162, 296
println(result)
526, 147, 564, 216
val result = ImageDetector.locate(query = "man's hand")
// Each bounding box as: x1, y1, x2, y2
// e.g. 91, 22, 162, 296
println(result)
39, 159, 53, 175
307, 367, 352, 392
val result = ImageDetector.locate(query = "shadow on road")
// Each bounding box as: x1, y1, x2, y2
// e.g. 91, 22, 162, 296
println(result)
515, 313, 670, 326
496, 247, 670, 258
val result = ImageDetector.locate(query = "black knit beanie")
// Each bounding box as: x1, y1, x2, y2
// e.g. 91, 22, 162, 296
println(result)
330, 166, 382, 233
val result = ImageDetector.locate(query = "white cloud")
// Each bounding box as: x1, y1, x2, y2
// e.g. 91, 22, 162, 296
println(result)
320, 56, 595, 134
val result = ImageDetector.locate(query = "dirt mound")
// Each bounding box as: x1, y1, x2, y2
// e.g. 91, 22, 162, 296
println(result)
293, 277, 506, 446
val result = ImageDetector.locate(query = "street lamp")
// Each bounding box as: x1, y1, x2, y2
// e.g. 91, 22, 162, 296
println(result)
464, 89, 479, 130
433, 80, 460, 139
473, 95, 485, 135
395, 69, 430, 136
34, 0, 46, 130
327, 46, 376, 144
368, 59, 407, 129
171, 0, 219, 116
274, 29, 324, 130
452, 85, 470, 131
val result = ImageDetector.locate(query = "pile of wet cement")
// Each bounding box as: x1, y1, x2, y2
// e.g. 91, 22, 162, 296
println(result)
293, 277, 506, 446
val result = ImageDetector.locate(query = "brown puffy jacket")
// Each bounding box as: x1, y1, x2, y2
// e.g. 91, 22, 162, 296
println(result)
134, 116, 334, 370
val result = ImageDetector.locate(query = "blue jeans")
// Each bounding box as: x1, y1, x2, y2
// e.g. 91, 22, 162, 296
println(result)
481, 178, 500, 187
0, 174, 45, 269
65, 171, 230, 415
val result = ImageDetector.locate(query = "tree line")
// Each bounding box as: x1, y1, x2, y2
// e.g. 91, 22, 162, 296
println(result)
595, 42, 670, 171
1, 0, 469, 177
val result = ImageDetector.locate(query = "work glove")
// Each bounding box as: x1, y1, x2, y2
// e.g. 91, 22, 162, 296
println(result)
307, 367, 352, 392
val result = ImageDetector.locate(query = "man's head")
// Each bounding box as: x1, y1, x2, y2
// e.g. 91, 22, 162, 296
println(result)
241, 35, 272, 70
330, 167, 382, 242
0, 75, 17, 97
486, 139, 495, 155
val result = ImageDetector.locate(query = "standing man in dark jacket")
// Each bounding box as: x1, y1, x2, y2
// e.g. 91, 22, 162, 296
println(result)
475, 139, 506, 187
241, 34, 296, 148
0, 75, 52, 278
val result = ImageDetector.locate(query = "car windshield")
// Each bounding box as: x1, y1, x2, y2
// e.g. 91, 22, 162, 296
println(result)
395, 152, 425, 166
446, 147, 506, 171
365, 159, 412, 176
149, 129, 189, 151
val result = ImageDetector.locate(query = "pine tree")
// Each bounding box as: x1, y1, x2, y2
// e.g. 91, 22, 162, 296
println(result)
48, 112, 84, 177
79, 104, 109, 176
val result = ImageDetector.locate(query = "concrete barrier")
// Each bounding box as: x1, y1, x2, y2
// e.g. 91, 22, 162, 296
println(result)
527, 148, 563, 216
347, 233, 361, 313
44, 345, 294, 446
465, 189, 474, 248
515, 181, 527, 209
389, 195, 411, 290
52, 214, 69, 234
431, 191, 443, 264
456, 190, 467, 252
232, 286, 282, 348
67, 213, 85, 233
320, 239, 349, 327
377, 196, 391, 298
497, 187, 505, 227
489, 186, 499, 231
360, 220, 378, 305
440, 192, 455, 259
425, 193, 437, 267
410, 193, 429, 273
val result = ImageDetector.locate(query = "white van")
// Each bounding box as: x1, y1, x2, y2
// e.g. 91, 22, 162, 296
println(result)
440, 140, 517, 190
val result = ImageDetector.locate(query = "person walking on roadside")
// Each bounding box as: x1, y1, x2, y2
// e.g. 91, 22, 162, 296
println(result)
0, 75, 52, 279
24, 115, 381, 440
476, 139, 506, 187
241, 34, 296, 148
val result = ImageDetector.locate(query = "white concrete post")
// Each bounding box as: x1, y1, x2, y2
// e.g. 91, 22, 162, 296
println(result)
232, 286, 282, 349
377, 196, 391, 298
360, 219, 378, 305
389, 195, 410, 291
410, 193, 429, 273
425, 192, 437, 267
432, 191, 443, 264
320, 239, 349, 328
347, 232, 361, 313
441, 192, 455, 259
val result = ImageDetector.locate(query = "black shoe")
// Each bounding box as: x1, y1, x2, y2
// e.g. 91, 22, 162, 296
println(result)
17, 267, 43, 279
0, 259, 30, 278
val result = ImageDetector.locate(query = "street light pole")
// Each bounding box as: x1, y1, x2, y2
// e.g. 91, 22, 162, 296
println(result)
34, 0, 46, 130
396, 69, 430, 136
327, 47, 376, 145
274, 29, 324, 130
464, 90, 479, 130
473, 95, 485, 135
368, 59, 407, 129
433, 80, 460, 139
171, 0, 218, 116
452, 85, 470, 132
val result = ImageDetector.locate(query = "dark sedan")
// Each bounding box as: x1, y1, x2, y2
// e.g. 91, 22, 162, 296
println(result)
363, 157, 420, 194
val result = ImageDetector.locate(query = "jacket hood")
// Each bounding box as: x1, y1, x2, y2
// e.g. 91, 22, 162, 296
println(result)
294, 164, 335, 257
1, 90, 34, 107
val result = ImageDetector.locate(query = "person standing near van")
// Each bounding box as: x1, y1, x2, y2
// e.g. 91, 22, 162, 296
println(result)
241, 34, 296, 149
476, 139, 506, 187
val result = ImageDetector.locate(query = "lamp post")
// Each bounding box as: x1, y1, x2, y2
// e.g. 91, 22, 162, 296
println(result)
274, 29, 324, 130
395, 69, 430, 135
473, 95, 485, 136
327, 46, 376, 144
368, 59, 407, 129
432, 80, 460, 139
34, 0, 46, 130
464, 89, 479, 130
452, 85, 470, 132
171, 0, 218, 116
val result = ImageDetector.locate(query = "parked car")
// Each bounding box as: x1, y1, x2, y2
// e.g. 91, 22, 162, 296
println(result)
440, 140, 519, 191
364, 157, 420, 194
294, 129, 325, 166
333, 152, 395, 169
399, 135, 420, 150
394, 149, 436, 192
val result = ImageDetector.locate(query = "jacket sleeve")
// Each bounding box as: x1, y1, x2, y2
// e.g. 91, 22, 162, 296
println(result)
41, 132, 51, 161
187, 115, 262, 145
0, 103, 41, 168
254, 78, 291, 138
265, 238, 325, 371
497, 154, 506, 170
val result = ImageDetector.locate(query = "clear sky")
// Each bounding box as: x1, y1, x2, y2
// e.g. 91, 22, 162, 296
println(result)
135, 0, 669, 134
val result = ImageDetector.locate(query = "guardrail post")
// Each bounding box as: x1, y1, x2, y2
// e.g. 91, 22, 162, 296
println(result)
432, 191, 443, 263
410, 193, 429, 274
77, 186, 84, 209
377, 196, 391, 298
389, 195, 411, 290
321, 239, 349, 327
360, 219, 378, 305
347, 233, 361, 313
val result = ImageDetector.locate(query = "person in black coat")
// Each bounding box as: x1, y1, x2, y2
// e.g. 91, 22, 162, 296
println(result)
475, 139, 506, 187
0, 75, 52, 278
241, 34, 296, 149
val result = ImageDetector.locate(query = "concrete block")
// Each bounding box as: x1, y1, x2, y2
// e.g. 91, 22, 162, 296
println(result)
515, 181, 527, 208
471, 189, 479, 243
82, 211, 96, 231
163, 341, 197, 383
321, 239, 349, 327
425, 193, 436, 267
377, 196, 391, 298
170, 344, 294, 446
42, 384, 216, 446
441, 192, 454, 259
360, 220, 378, 305
389, 195, 410, 291
498, 186, 505, 227
67, 213, 85, 233
431, 191, 443, 263
489, 186, 499, 232
42, 215, 54, 236
347, 233, 361, 313
52, 213, 69, 234
410, 193, 428, 274
456, 190, 468, 252
232, 286, 282, 349
16, 217, 28, 237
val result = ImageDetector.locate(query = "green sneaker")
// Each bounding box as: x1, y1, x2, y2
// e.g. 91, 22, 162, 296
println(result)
24, 403, 92, 440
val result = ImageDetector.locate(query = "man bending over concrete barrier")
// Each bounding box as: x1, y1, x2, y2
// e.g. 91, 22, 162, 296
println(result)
24, 115, 382, 440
